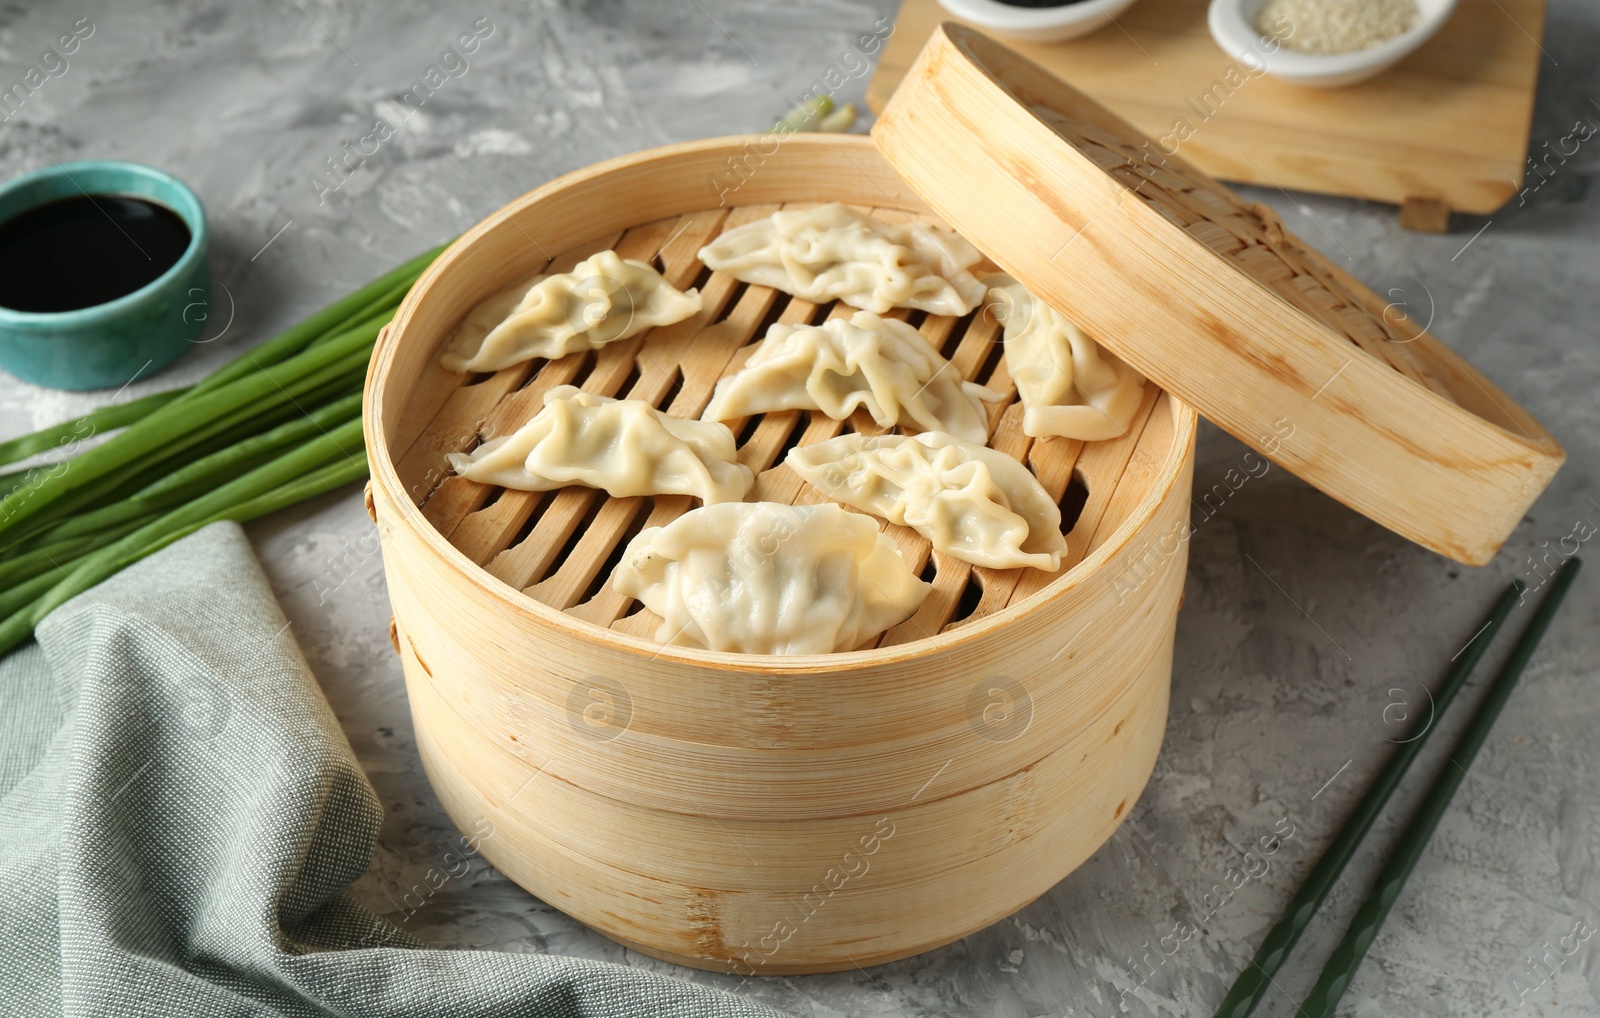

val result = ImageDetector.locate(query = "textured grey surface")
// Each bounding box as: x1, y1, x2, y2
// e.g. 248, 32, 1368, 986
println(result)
0, 1, 1596, 1015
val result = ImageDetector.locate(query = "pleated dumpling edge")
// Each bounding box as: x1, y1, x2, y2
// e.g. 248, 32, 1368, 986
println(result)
702, 310, 1001, 443
440, 250, 702, 373
613, 502, 930, 655
447, 385, 753, 504
697, 203, 985, 317
987, 275, 1145, 442
787, 431, 1067, 572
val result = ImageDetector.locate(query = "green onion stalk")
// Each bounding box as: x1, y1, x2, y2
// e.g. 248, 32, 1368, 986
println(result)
0, 240, 453, 656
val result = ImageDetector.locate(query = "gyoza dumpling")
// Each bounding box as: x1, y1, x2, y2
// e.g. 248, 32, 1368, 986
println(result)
698, 203, 985, 316
447, 385, 753, 503
702, 310, 1000, 443
987, 275, 1145, 441
613, 502, 929, 655
787, 432, 1067, 571
440, 249, 702, 372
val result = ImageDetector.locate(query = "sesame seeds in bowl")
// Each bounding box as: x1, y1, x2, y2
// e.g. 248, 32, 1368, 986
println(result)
1208, 0, 1462, 88
1260, 0, 1420, 55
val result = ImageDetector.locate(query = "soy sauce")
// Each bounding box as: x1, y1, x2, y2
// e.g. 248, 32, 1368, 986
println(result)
0, 194, 191, 313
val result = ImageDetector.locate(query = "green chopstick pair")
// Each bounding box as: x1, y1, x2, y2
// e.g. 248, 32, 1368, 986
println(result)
1211, 558, 1582, 1018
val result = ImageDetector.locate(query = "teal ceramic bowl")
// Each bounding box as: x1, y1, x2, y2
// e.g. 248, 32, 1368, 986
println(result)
0, 160, 208, 391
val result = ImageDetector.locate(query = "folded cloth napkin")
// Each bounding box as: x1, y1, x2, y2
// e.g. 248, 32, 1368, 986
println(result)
0, 521, 786, 1018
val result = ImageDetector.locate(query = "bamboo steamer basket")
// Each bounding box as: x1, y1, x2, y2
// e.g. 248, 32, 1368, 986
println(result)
365, 132, 1195, 973
363, 26, 1561, 975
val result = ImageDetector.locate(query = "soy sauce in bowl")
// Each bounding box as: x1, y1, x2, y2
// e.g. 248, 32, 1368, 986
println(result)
0, 160, 209, 390
0, 194, 192, 313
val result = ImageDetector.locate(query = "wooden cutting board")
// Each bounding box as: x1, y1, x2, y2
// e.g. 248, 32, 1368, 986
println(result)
866, 0, 1548, 231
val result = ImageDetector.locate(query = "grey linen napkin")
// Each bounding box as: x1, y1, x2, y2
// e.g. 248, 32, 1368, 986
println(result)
0, 521, 786, 1018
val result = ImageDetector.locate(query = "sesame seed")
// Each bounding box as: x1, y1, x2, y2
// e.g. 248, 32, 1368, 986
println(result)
1257, 0, 1421, 55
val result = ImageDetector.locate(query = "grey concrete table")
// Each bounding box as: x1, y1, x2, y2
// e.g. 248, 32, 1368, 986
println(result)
2, 1, 1596, 1014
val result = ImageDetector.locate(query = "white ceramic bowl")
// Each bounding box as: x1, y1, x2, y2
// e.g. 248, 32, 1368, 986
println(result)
1207, 0, 1460, 88
937, 0, 1144, 43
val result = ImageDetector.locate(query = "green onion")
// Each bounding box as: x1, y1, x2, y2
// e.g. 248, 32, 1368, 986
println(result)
206, 452, 370, 524
183, 242, 446, 398
817, 102, 858, 133
773, 95, 835, 133
0, 322, 377, 537
0, 516, 154, 591
0, 240, 451, 656
0, 572, 61, 623
140, 391, 363, 500
0, 344, 370, 548
0, 417, 366, 655
0, 242, 446, 478
24, 392, 362, 546
0, 389, 186, 469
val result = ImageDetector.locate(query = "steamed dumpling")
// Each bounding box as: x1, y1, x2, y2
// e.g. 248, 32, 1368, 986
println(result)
788, 432, 1067, 571
703, 310, 1000, 443
988, 276, 1145, 441
613, 502, 929, 654
698, 203, 985, 316
440, 249, 702, 372
447, 385, 753, 504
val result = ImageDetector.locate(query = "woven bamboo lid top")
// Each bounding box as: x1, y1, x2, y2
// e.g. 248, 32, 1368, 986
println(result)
871, 23, 1562, 566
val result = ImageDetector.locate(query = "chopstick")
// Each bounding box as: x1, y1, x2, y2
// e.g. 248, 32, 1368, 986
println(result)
1208, 579, 1524, 1018
1296, 557, 1582, 1017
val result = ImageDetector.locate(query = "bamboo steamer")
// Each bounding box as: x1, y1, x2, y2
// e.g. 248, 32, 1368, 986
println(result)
364, 132, 1197, 973
364, 25, 1560, 975
873, 24, 1564, 566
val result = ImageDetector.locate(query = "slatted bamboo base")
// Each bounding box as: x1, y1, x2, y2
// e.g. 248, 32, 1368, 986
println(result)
394, 204, 1163, 644
364, 134, 1198, 972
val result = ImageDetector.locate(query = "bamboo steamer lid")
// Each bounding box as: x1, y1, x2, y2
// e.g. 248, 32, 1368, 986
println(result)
872, 23, 1563, 566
